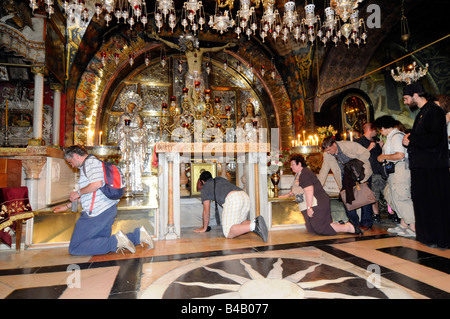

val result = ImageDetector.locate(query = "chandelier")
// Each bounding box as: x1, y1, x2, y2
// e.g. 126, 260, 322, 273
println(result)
180, 0, 206, 34
234, 0, 258, 39
34, 0, 368, 49
155, 0, 176, 32
391, 62, 429, 85
209, 3, 235, 34
331, 0, 363, 22
33, 0, 149, 28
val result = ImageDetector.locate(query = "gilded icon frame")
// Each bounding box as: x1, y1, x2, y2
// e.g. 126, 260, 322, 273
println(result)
190, 163, 217, 195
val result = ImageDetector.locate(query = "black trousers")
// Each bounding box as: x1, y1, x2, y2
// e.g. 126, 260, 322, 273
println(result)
410, 167, 450, 248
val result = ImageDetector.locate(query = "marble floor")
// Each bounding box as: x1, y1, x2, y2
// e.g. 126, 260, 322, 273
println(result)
0, 219, 449, 303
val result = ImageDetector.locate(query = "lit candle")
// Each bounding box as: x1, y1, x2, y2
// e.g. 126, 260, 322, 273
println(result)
344, 133, 347, 141
302, 130, 306, 143
99, 131, 102, 145
350, 131, 353, 142
292, 140, 295, 147
87, 129, 94, 146
5, 99, 8, 128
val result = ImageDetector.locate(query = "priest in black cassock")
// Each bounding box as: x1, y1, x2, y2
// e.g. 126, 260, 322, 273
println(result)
402, 82, 450, 249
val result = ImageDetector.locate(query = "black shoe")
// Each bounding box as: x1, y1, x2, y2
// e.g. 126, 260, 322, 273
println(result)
253, 216, 268, 243
348, 220, 363, 236
389, 212, 401, 223
373, 214, 381, 223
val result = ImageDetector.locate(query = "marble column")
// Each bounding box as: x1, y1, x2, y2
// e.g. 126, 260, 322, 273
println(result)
15, 155, 47, 246
158, 151, 180, 240
50, 83, 63, 147
245, 149, 269, 222
31, 66, 46, 144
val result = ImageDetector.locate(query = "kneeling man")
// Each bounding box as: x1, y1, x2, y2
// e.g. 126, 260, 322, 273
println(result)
195, 171, 268, 242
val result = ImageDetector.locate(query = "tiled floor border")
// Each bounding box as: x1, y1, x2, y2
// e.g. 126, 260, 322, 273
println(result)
1, 234, 449, 299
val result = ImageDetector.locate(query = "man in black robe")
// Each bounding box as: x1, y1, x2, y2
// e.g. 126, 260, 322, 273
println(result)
402, 82, 450, 249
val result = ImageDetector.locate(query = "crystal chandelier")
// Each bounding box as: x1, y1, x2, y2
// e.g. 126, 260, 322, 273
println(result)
33, 0, 369, 49
234, 0, 258, 40
259, 0, 282, 43
155, 0, 177, 32
391, 62, 429, 85
339, 10, 367, 47
209, 3, 235, 34
181, 0, 206, 34
34, 0, 148, 28
320, 6, 340, 46
97, 0, 148, 28
331, 0, 363, 22
281, 1, 299, 43
301, 3, 320, 43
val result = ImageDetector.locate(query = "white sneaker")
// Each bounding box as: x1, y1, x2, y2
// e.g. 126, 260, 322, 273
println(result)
397, 228, 416, 238
387, 225, 407, 234
139, 226, 154, 249
115, 230, 136, 254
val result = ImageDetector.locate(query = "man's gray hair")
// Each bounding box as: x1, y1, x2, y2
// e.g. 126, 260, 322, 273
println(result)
64, 145, 87, 159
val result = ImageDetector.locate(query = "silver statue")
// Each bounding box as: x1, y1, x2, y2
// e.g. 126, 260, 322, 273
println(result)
117, 91, 148, 195
237, 102, 261, 143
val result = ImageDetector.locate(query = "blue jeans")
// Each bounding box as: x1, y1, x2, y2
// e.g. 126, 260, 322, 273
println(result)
69, 205, 141, 256
346, 204, 374, 228
344, 177, 374, 228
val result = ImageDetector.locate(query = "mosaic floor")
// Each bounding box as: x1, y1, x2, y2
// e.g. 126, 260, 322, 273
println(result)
0, 224, 449, 305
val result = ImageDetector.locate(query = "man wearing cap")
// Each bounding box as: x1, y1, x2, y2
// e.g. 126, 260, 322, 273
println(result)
402, 82, 450, 249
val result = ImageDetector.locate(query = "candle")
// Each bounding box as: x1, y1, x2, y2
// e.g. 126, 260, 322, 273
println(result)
292, 140, 295, 147
87, 129, 94, 146
5, 100, 7, 128
350, 131, 353, 142
302, 130, 306, 143
344, 133, 347, 141
99, 131, 102, 145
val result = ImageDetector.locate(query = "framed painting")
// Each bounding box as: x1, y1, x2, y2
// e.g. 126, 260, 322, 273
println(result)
190, 163, 217, 196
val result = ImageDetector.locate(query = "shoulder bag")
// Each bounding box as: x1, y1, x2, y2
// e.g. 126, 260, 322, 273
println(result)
339, 182, 376, 211
291, 172, 318, 212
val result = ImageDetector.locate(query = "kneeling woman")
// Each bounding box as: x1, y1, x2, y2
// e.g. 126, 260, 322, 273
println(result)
280, 155, 362, 236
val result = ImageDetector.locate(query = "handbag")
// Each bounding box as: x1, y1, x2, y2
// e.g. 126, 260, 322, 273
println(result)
381, 161, 395, 180
340, 182, 376, 211
291, 172, 318, 212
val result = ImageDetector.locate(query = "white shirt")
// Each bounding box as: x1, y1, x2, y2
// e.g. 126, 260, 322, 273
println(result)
383, 128, 407, 163
79, 157, 118, 216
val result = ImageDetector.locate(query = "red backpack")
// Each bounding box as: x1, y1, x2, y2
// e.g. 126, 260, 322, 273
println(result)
82, 155, 125, 213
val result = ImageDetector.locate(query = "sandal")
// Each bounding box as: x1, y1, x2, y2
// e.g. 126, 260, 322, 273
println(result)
349, 220, 363, 236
